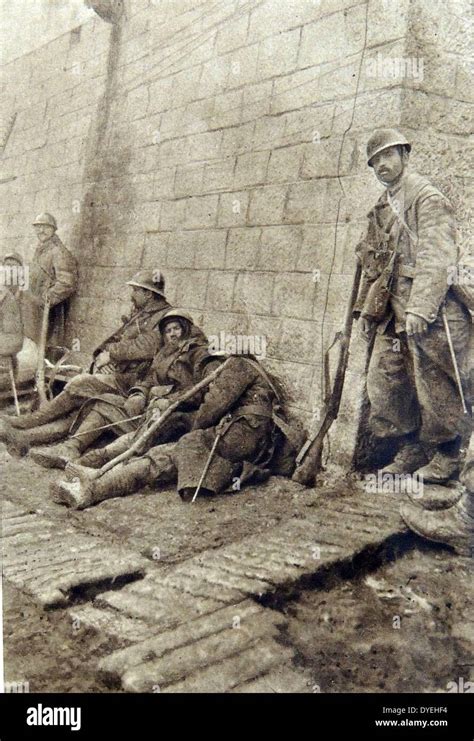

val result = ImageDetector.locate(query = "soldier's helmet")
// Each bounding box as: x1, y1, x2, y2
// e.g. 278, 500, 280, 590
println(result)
159, 309, 194, 338
126, 269, 166, 296
2, 251, 23, 266
32, 212, 57, 230
366, 129, 411, 166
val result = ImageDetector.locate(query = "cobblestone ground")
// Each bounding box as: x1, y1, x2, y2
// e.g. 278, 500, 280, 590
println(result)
2, 444, 473, 693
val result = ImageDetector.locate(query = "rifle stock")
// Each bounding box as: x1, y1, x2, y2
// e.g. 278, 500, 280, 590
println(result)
292, 262, 362, 486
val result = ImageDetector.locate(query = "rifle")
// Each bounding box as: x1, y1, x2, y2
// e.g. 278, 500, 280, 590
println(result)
35, 296, 50, 407
8, 357, 20, 416
292, 262, 362, 486
93, 358, 231, 479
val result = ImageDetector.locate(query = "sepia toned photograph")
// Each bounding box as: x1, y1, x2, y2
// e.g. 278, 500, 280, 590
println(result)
0, 0, 472, 727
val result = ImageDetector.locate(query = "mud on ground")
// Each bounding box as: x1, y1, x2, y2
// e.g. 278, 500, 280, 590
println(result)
2, 446, 473, 693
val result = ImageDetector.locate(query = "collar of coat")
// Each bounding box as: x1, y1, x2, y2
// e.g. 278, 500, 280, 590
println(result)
132, 297, 170, 318
368, 172, 444, 218
35, 234, 63, 254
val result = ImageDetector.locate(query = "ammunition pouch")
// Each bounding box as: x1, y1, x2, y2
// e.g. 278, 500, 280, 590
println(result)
360, 274, 393, 322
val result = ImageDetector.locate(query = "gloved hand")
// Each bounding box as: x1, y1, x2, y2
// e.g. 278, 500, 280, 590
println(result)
406, 312, 428, 338
94, 350, 111, 370
151, 397, 171, 412
124, 393, 146, 417
360, 316, 375, 336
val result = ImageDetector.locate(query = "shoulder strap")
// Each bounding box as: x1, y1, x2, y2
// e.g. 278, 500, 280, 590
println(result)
241, 357, 282, 402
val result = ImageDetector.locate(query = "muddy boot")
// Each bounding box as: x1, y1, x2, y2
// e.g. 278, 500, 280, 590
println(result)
416, 451, 460, 484
7, 390, 78, 430
400, 491, 474, 557
51, 457, 153, 510
29, 410, 106, 470
0, 415, 73, 458
460, 457, 474, 492
78, 432, 135, 468
380, 442, 432, 475
405, 482, 463, 511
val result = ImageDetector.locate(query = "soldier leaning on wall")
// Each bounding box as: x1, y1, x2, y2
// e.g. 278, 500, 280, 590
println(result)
26, 309, 210, 470
51, 352, 303, 510
355, 128, 473, 556
25, 212, 78, 349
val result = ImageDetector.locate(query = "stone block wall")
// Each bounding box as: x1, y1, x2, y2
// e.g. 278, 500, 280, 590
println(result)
1, 0, 472, 448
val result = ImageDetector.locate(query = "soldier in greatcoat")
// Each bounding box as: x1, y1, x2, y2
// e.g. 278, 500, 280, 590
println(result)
26, 213, 78, 346
355, 129, 471, 484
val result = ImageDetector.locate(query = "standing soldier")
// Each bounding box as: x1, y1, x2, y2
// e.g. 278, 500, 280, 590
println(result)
27, 212, 78, 346
355, 129, 471, 483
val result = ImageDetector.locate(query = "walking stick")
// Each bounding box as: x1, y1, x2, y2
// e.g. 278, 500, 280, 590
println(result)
8, 357, 20, 416
441, 305, 469, 415
35, 296, 50, 407
94, 359, 231, 478
191, 432, 222, 503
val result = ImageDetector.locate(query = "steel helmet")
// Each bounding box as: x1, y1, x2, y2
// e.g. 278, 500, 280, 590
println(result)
2, 251, 23, 266
126, 269, 165, 296
366, 129, 411, 166
32, 212, 57, 229
159, 308, 194, 331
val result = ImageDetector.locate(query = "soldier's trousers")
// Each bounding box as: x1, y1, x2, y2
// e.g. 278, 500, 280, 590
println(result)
367, 315, 471, 445
147, 416, 272, 495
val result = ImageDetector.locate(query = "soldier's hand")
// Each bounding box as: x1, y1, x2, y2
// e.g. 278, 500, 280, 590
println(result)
27, 293, 44, 308
406, 313, 428, 337
95, 350, 111, 369
360, 316, 374, 336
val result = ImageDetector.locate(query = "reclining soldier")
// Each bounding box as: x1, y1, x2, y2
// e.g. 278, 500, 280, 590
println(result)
28, 309, 209, 469
355, 129, 471, 484
0, 269, 171, 457
52, 353, 303, 509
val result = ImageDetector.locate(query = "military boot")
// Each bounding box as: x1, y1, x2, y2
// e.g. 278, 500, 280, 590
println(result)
460, 458, 474, 492
405, 482, 463, 510
51, 458, 152, 510
30, 410, 106, 470
0, 415, 73, 458
400, 492, 474, 557
380, 442, 432, 475
416, 451, 460, 484
7, 390, 78, 430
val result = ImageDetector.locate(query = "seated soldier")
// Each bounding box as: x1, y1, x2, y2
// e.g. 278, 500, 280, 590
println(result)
0, 269, 171, 456
52, 353, 304, 510
27, 309, 209, 469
